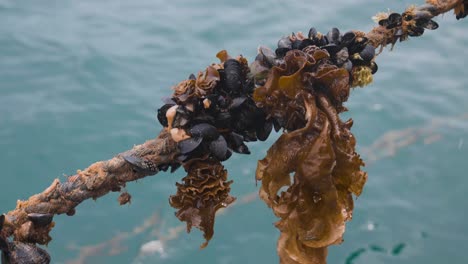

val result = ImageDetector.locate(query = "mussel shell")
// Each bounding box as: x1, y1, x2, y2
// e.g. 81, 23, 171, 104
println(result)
223, 59, 243, 94
188, 73, 196, 80
189, 123, 219, 140
170, 163, 181, 173
235, 143, 251, 154
178, 137, 203, 154
326, 28, 341, 44
0, 215, 4, 231
223, 150, 233, 161
321, 44, 341, 55
157, 104, 175, 127
408, 27, 424, 37
272, 119, 282, 132
291, 40, 303, 50
230, 97, 247, 109
277, 36, 292, 49
388, 13, 402, 24
370, 62, 378, 74
308, 27, 318, 39
242, 130, 258, 142
258, 46, 277, 67
256, 121, 273, 141
214, 112, 231, 129
227, 132, 244, 147
416, 18, 438, 30
158, 164, 169, 172
275, 47, 290, 58
209, 136, 228, 160
27, 214, 53, 227
298, 39, 315, 50
378, 18, 389, 27
3, 242, 50, 264
359, 44, 376, 62
122, 155, 159, 174
341, 31, 356, 46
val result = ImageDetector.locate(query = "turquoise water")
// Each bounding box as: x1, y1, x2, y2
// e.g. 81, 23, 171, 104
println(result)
1, 0, 468, 263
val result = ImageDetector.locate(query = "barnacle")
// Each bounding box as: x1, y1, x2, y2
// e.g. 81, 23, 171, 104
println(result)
169, 160, 235, 248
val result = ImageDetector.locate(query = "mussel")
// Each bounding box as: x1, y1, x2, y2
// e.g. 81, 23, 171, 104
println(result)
27, 214, 53, 228
1, 242, 50, 264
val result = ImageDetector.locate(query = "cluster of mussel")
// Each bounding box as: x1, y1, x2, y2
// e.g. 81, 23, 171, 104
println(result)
376, 5, 439, 40
154, 52, 271, 168
251, 27, 378, 89
0, 214, 51, 264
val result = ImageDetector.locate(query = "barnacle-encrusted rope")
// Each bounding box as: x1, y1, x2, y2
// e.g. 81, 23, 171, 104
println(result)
0, 0, 466, 263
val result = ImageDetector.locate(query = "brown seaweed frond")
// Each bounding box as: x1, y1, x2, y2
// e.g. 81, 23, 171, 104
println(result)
169, 160, 236, 248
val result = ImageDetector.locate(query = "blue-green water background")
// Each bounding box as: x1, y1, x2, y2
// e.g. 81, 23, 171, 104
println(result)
1, 0, 467, 263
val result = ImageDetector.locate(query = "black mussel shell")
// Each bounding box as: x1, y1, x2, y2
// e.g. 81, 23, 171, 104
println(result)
191, 113, 215, 125
122, 155, 159, 174
178, 137, 203, 154
243, 78, 255, 94
416, 18, 438, 30
170, 163, 181, 173
223, 59, 243, 94
0, 214, 4, 231
0, 238, 7, 253
158, 164, 170, 172
326, 28, 341, 44
272, 119, 282, 132
223, 150, 233, 161
216, 95, 229, 109
408, 27, 424, 37
188, 73, 196, 80
242, 130, 258, 142
321, 44, 341, 55
209, 136, 228, 160
370, 61, 378, 74
341, 31, 356, 46
275, 47, 290, 58
298, 39, 315, 50
308, 27, 318, 39
388, 13, 402, 23
189, 123, 219, 140
3, 242, 50, 264
157, 104, 175, 127
227, 132, 244, 146
378, 18, 389, 27
348, 37, 368, 54
215, 111, 231, 129
235, 143, 250, 154
230, 97, 247, 109
291, 40, 302, 50
359, 44, 376, 62
277, 36, 292, 49
27, 213, 53, 227
256, 121, 273, 141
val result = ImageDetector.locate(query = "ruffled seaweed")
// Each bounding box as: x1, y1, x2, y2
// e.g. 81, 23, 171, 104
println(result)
169, 160, 235, 248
